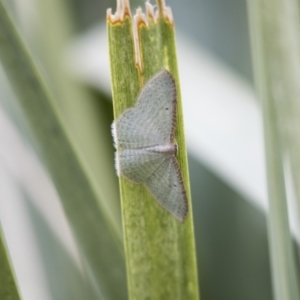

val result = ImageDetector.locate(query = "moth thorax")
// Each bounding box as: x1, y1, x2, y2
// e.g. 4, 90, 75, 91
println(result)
150, 143, 177, 154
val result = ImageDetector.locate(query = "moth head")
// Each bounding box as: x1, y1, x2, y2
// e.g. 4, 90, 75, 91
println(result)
111, 121, 118, 149
111, 121, 121, 176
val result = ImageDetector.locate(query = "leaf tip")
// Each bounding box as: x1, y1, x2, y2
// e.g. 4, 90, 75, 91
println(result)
135, 7, 148, 27
107, 0, 131, 24
145, 1, 157, 23
156, 0, 174, 24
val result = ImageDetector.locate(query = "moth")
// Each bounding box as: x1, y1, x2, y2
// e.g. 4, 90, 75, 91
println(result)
112, 70, 188, 221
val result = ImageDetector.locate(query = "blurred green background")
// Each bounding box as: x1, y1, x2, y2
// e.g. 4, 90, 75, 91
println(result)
0, 0, 273, 299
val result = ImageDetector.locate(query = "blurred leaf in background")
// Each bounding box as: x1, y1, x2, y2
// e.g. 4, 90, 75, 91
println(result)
0, 223, 21, 300
0, 0, 126, 298
0, 0, 278, 299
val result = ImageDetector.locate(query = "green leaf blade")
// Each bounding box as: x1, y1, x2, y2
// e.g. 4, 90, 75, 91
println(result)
108, 1, 199, 299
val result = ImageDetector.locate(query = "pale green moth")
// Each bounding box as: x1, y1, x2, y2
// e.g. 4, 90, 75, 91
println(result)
112, 70, 188, 221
